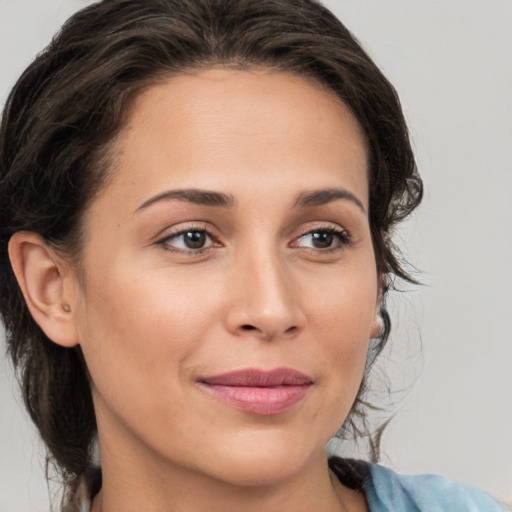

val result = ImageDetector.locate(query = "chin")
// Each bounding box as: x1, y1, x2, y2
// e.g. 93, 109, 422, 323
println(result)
211, 460, 307, 488
194, 434, 326, 487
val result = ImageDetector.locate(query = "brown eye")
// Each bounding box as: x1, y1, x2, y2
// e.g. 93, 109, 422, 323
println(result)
310, 232, 334, 249
295, 228, 350, 250
160, 228, 215, 252
182, 231, 207, 249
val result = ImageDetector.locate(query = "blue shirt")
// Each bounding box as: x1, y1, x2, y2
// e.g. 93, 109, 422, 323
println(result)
362, 463, 509, 511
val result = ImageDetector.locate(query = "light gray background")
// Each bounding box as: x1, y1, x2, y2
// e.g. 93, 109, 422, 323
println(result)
1, 0, 511, 510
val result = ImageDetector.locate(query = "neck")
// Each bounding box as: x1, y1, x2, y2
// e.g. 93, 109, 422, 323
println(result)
91, 407, 368, 512
91, 442, 366, 512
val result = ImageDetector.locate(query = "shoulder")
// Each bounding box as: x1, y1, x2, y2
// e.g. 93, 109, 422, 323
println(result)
364, 463, 508, 512
328, 457, 509, 512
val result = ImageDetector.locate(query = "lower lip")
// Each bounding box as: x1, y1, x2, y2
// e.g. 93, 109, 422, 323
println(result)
200, 384, 311, 415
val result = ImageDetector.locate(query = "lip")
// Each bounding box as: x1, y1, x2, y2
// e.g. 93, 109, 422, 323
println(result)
198, 368, 313, 415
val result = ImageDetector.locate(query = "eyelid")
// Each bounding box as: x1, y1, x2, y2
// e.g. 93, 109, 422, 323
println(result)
155, 222, 221, 253
289, 223, 353, 250
153, 220, 352, 255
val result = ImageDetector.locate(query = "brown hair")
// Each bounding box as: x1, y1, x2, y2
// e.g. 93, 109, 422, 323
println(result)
0, 0, 422, 505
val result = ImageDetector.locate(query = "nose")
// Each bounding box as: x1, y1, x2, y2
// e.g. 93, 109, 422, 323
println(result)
224, 247, 306, 342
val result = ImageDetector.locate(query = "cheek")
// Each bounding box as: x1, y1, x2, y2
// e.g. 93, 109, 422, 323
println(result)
305, 261, 377, 389
74, 261, 219, 404
308, 258, 378, 335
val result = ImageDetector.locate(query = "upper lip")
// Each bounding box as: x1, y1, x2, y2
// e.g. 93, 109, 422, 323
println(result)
199, 368, 313, 387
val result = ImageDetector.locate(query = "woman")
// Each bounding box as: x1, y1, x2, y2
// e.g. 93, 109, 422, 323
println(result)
0, 0, 507, 511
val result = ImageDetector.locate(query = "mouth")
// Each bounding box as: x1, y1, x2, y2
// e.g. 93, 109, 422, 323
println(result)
198, 368, 313, 416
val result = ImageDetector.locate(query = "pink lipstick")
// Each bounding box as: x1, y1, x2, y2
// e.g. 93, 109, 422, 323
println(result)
198, 368, 312, 415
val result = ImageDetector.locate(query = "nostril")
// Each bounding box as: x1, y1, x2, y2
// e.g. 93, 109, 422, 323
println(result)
241, 324, 257, 331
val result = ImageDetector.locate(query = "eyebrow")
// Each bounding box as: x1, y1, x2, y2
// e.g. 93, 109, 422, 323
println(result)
293, 188, 365, 212
136, 188, 235, 211
135, 186, 365, 213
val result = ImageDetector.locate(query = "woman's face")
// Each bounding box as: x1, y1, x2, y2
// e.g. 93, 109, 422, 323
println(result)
71, 69, 380, 486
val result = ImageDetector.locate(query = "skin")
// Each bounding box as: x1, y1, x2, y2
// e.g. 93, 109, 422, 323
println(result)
10, 69, 380, 512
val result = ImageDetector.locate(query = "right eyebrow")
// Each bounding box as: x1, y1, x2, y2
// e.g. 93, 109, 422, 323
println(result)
135, 188, 235, 212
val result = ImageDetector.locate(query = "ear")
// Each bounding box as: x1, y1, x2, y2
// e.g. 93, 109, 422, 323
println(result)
369, 312, 383, 339
8, 231, 80, 347
369, 275, 386, 339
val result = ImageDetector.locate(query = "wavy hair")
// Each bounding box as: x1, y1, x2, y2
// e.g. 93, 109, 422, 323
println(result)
0, 0, 422, 506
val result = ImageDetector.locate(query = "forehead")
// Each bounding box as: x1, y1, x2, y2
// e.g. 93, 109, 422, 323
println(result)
100, 68, 369, 209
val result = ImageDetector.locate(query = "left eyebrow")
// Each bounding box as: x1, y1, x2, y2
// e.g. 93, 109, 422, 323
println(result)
293, 188, 366, 213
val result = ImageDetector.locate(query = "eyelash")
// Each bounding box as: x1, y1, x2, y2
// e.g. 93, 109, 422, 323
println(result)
293, 225, 352, 253
156, 223, 218, 255
156, 223, 352, 255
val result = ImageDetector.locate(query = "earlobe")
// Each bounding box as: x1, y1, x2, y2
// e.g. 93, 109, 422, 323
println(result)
370, 277, 387, 338
8, 231, 80, 347
370, 313, 383, 339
